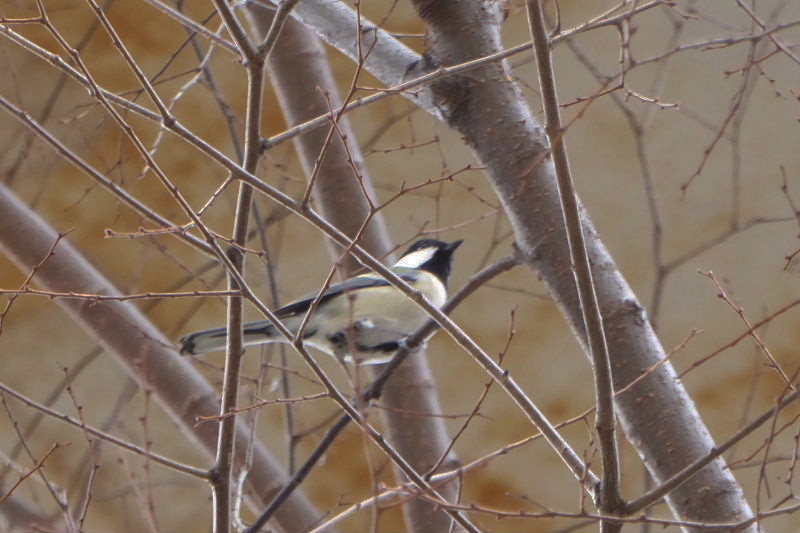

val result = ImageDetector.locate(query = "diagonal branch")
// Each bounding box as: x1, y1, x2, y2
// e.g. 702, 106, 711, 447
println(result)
0, 383, 208, 479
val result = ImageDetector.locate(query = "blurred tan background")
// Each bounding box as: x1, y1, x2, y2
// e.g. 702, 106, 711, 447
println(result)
1, 0, 800, 530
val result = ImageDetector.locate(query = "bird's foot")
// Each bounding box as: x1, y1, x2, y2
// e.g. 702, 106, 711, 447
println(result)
398, 336, 426, 354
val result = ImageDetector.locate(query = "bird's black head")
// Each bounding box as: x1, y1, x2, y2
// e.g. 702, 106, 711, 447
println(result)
394, 239, 463, 284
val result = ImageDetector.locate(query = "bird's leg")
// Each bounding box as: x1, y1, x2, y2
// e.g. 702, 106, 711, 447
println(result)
397, 336, 426, 354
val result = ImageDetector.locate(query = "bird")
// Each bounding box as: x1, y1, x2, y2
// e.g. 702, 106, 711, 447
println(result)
178, 239, 463, 364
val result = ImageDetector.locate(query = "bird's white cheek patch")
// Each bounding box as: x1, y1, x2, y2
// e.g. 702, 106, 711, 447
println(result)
394, 247, 437, 269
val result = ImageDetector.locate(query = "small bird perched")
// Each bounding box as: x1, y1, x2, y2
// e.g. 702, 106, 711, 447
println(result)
178, 239, 463, 364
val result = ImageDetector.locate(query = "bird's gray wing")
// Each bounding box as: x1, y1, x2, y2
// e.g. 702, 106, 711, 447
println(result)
274, 271, 418, 318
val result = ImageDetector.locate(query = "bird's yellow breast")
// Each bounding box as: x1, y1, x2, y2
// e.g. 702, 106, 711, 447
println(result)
316, 270, 446, 334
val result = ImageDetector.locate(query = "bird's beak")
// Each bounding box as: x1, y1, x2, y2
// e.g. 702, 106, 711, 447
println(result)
447, 240, 463, 253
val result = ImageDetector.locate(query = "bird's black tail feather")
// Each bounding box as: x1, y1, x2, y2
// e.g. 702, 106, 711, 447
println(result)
178, 321, 277, 355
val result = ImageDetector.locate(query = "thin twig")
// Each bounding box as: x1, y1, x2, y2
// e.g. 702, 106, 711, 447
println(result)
196, 392, 329, 424
1, 393, 73, 528
699, 270, 793, 387
0, 288, 240, 301
61, 367, 102, 530
141, 0, 237, 53
0, 442, 68, 505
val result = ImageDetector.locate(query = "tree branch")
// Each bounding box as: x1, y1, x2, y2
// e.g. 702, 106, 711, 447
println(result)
0, 383, 207, 479
210, 9, 267, 527
526, 1, 623, 529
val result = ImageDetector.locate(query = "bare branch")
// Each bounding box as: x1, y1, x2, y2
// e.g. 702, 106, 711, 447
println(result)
0, 442, 68, 505
526, 3, 622, 529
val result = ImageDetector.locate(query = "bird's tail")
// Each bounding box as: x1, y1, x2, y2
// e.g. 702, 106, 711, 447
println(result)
178, 321, 277, 355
